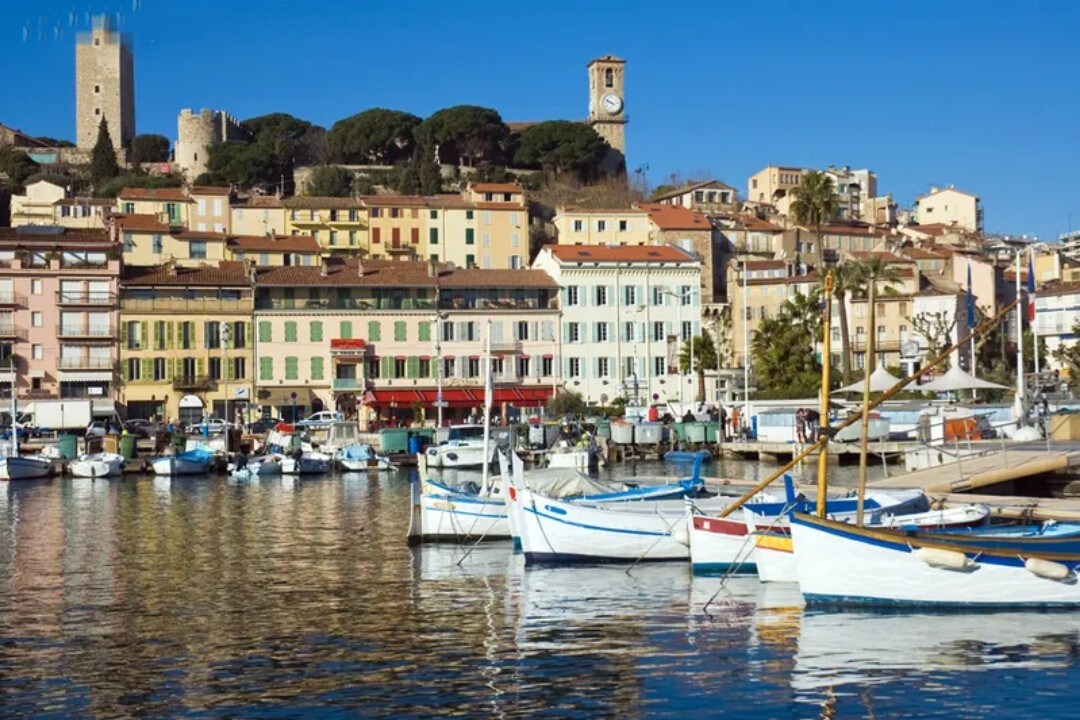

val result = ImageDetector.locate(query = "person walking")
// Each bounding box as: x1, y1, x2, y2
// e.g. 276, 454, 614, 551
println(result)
719, 406, 728, 441
795, 408, 807, 444
731, 407, 741, 440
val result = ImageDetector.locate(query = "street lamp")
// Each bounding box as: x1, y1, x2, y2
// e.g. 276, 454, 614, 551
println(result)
220, 321, 231, 446
663, 288, 697, 408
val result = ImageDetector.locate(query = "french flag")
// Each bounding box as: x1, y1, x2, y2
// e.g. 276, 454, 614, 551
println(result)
1027, 253, 1036, 322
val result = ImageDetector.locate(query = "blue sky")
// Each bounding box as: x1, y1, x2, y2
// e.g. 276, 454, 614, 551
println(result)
2, 0, 1077, 239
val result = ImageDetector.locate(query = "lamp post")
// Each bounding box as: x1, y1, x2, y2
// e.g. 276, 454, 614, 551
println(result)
663, 288, 697, 408
433, 312, 446, 427
220, 321, 231, 447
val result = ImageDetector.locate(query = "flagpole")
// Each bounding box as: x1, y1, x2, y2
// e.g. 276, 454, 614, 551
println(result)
967, 263, 977, 401
1014, 250, 1025, 422
1031, 248, 1040, 381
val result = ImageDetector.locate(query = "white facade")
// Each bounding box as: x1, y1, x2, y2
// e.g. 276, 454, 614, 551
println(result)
1036, 288, 1080, 372
532, 246, 703, 407
914, 186, 982, 232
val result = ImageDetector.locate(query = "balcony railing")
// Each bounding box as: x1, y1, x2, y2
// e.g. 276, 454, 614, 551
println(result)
121, 297, 250, 313
332, 377, 362, 391
0, 292, 24, 306
441, 296, 557, 311
256, 297, 436, 311
0, 324, 21, 339
173, 376, 217, 391
851, 339, 902, 352
58, 356, 115, 370
56, 291, 117, 306
56, 324, 116, 339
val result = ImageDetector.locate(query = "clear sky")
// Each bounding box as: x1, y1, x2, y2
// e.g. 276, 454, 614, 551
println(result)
2, 0, 1078, 239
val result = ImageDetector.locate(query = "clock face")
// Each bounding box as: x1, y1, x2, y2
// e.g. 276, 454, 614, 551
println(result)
601, 93, 623, 115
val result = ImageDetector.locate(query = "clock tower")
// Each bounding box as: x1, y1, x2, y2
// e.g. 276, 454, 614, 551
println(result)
587, 55, 627, 168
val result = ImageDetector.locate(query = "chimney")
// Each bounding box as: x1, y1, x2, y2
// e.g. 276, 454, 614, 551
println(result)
165, 258, 177, 277
270, 228, 276, 241
357, 259, 364, 277
427, 257, 438, 278
320, 257, 329, 277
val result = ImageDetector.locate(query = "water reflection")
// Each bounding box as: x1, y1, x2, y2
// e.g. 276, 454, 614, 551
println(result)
0, 466, 1075, 718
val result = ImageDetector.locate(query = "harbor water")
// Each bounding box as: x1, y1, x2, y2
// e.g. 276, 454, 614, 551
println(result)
1, 459, 1077, 718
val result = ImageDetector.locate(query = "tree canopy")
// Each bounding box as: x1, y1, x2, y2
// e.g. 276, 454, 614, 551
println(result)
130, 133, 171, 164
204, 141, 281, 191
96, 173, 183, 198
513, 121, 610, 181
789, 171, 839, 267
90, 119, 120, 186
327, 109, 421, 164
243, 112, 327, 166
305, 165, 353, 197
0, 148, 39, 187
679, 329, 719, 403
417, 105, 509, 166
751, 290, 827, 399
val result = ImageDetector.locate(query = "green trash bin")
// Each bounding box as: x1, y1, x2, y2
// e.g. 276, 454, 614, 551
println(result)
57, 434, 78, 460
120, 434, 137, 460
671, 423, 688, 442
705, 422, 719, 443
379, 428, 410, 453
595, 419, 612, 439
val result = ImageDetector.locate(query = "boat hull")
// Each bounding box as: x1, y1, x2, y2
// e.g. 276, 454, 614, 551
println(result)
425, 442, 492, 469
792, 513, 1080, 608
0, 456, 53, 480
687, 514, 758, 574
151, 457, 209, 476
70, 453, 124, 478
280, 454, 331, 474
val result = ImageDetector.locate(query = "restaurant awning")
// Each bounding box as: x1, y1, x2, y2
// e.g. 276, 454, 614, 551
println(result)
369, 387, 554, 408
57, 371, 114, 382
257, 386, 317, 405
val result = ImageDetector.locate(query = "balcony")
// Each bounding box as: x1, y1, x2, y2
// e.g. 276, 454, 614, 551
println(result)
440, 295, 557, 311
58, 356, 115, 370
332, 377, 363, 391
490, 341, 522, 354
56, 291, 117, 306
385, 244, 416, 256
0, 324, 22, 339
256, 297, 436, 311
851, 339, 902, 353
56, 324, 116, 340
0, 292, 24, 306
173, 376, 217, 391
121, 297, 250, 313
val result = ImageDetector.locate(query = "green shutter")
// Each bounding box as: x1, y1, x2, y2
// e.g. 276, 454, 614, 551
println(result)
140, 321, 148, 349
394, 321, 406, 341
285, 356, 298, 380
227, 357, 236, 381
196, 357, 205, 378
245, 321, 253, 346
406, 356, 419, 379
418, 321, 430, 342
285, 321, 297, 342
466, 228, 475, 245
368, 321, 380, 341
260, 357, 273, 380
381, 356, 393, 378
259, 321, 271, 342
120, 359, 129, 381
429, 227, 438, 244
142, 358, 152, 380
311, 356, 324, 381
310, 321, 323, 342
340, 321, 353, 339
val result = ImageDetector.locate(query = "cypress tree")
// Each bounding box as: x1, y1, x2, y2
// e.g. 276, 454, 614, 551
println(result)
90, 118, 120, 185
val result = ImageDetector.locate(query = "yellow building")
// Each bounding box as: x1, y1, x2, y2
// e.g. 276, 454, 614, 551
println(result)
116, 187, 192, 228
119, 260, 254, 423
188, 186, 232, 233
747, 165, 808, 213
231, 195, 288, 237
226, 233, 320, 267
10, 180, 65, 226
283, 197, 368, 253
553, 207, 652, 245
116, 214, 228, 267
362, 196, 429, 261
54, 197, 111, 229
727, 259, 819, 366
914, 186, 982, 233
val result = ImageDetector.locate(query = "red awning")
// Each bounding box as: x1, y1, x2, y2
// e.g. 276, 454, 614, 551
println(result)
369, 387, 554, 408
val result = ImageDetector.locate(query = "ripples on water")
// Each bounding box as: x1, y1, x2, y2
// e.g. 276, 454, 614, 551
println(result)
0, 460, 1077, 718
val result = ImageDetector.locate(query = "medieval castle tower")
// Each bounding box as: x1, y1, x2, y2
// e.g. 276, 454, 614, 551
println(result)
75, 15, 135, 150
175, 109, 249, 180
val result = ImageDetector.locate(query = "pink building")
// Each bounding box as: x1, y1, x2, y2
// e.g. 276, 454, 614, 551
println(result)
0, 227, 120, 404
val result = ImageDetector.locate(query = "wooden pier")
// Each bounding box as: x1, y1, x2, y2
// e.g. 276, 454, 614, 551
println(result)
718, 439, 913, 465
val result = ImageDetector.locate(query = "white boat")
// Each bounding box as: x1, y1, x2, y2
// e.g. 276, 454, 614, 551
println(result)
791, 512, 1080, 608
545, 441, 599, 473
337, 443, 394, 472
832, 413, 889, 443
151, 448, 213, 476
0, 455, 53, 480
424, 424, 494, 469
280, 451, 332, 475
229, 454, 283, 479
69, 452, 124, 478
409, 452, 511, 541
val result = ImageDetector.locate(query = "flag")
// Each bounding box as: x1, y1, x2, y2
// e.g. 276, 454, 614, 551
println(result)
1027, 253, 1037, 323
965, 264, 975, 328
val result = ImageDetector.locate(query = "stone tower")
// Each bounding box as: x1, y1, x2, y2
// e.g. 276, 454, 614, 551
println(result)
176, 109, 248, 181
586, 55, 627, 167
75, 15, 135, 150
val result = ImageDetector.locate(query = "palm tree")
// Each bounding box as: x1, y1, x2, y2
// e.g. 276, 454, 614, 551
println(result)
831, 262, 864, 382
679, 329, 719, 403
849, 255, 902, 372
779, 288, 823, 344
789, 171, 840, 269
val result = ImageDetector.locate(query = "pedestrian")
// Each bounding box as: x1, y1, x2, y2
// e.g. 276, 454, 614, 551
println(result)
647, 404, 660, 423
681, 408, 695, 424
795, 408, 806, 443
719, 406, 728, 440
731, 408, 741, 439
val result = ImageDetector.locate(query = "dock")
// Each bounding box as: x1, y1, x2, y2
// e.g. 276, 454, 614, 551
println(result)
718, 439, 912, 464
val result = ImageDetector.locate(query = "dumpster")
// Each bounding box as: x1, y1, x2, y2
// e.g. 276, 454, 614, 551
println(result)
379, 428, 410, 453
57, 434, 78, 460
705, 422, 719, 443
635, 423, 663, 445
120, 434, 137, 460
671, 423, 688, 442
407, 435, 423, 455
685, 422, 707, 444
594, 418, 612, 439
610, 422, 634, 445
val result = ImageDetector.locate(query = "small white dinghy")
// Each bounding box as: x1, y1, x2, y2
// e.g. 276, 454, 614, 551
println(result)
70, 452, 125, 478
228, 454, 284, 479
281, 451, 332, 475
337, 443, 395, 472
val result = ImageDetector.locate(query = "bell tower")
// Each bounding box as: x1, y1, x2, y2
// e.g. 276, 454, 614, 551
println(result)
587, 55, 626, 166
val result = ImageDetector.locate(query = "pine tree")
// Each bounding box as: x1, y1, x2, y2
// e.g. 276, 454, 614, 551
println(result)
90, 118, 120, 185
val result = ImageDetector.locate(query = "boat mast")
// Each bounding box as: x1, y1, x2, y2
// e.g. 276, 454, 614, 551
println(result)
855, 269, 877, 526
1014, 249, 1025, 421
9, 357, 16, 458
480, 319, 493, 496
815, 271, 833, 517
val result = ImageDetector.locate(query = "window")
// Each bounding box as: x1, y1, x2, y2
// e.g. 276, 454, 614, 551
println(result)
94, 84, 100, 93
311, 357, 324, 381
568, 358, 581, 378
594, 286, 608, 306
597, 357, 610, 377
681, 286, 693, 305
309, 321, 323, 342
618, 220, 628, 232
233, 357, 246, 380
285, 357, 298, 380
370, 208, 380, 218
366, 321, 379, 341
625, 285, 638, 305
32, 344, 43, 360
123, 233, 134, 252
429, 210, 438, 220
259, 357, 273, 380
205, 321, 221, 349
541, 356, 554, 376
482, 211, 491, 225
468, 357, 480, 377
208, 357, 222, 381
154, 358, 167, 381
465, 228, 475, 245
429, 228, 438, 244
573, 220, 584, 232
567, 286, 580, 306
126, 322, 142, 350
624, 322, 636, 342
284, 321, 297, 342
95, 108, 101, 116
594, 322, 609, 342
482, 233, 490, 247
127, 358, 141, 380
390, 208, 400, 219
654, 356, 666, 377
394, 321, 407, 341
652, 286, 666, 306
516, 321, 530, 341
31, 312, 42, 328
442, 322, 454, 342
258, 321, 271, 343
329, 231, 338, 246
466, 210, 474, 220
682, 321, 692, 341
653, 322, 665, 342
465, 254, 475, 268
568, 322, 581, 343
597, 220, 607, 232
372, 228, 381, 244
394, 358, 406, 378
517, 357, 530, 377
31, 279, 42, 295
189, 241, 207, 260
197, 199, 206, 216
604, 67, 613, 87
418, 358, 431, 377
510, 255, 522, 270
122, 202, 135, 214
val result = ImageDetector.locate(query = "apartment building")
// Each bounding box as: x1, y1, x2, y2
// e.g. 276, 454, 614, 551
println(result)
914, 186, 983, 233
10, 180, 66, 227
649, 179, 738, 214
727, 259, 818, 368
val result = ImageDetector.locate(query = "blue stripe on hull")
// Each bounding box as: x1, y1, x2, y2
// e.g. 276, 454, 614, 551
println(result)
522, 506, 668, 537
512, 537, 522, 552
524, 551, 687, 566
691, 562, 758, 575
803, 592, 1080, 610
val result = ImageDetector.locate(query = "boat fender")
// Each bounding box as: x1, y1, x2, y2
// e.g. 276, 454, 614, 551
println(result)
1024, 557, 1074, 582
912, 547, 975, 572
670, 520, 691, 547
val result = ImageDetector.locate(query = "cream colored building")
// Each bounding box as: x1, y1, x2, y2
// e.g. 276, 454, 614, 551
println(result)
727, 259, 819, 368
11, 180, 65, 226
553, 207, 652, 245
747, 165, 808, 215
188, 186, 232, 233
651, 180, 737, 214
914, 186, 982, 232
116, 214, 227, 267
54, 197, 111, 229
231, 196, 288, 237
283, 196, 369, 254
226, 234, 320, 267
116, 187, 191, 228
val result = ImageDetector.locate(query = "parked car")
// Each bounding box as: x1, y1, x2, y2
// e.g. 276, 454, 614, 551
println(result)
192, 417, 232, 434
85, 419, 122, 438
295, 411, 343, 428
123, 418, 155, 438
248, 417, 283, 434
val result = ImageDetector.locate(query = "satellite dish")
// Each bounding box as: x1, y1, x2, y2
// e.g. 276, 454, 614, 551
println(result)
600, 393, 609, 404
901, 340, 919, 358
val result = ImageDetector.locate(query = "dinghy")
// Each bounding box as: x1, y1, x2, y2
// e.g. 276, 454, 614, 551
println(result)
0, 455, 53, 480
337, 443, 394, 472
280, 451, 332, 475
151, 448, 213, 476
70, 452, 124, 478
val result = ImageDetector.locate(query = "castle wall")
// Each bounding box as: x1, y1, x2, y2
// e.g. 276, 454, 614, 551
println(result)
176, 108, 247, 181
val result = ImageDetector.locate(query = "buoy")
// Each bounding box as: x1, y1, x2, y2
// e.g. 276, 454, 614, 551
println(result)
913, 547, 974, 571
1024, 557, 1073, 582
670, 520, 690, 547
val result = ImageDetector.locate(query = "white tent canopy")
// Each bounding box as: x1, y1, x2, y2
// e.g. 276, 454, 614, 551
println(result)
920, 364, 1009, 392
837, 364, 903, 394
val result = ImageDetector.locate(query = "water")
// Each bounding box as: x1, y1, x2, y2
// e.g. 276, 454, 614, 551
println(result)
0, 460, 1077, 719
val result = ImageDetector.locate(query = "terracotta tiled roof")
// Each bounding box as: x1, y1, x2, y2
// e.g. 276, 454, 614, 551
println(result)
1038, 281, 1080, 298
115, 213, 169, 232
547, 245, 695, 263
901, 247, 949, 260
559, 207, 649, 215
438, 267, 557, 289
188, 186, 232, 195
227, 234, 320, 253
282, 196, 366, 210
0, 227, 111, 245
473, 202, 525, 211
739, 215, 784, 232
117, 187, 191, 202
361, 195, 429, 207
649, 179, 736, 202
742, 259, 789, 270
639, 203, 711, 231
471, 183, 524, 194
816, 223, 890, 237
848, 251, 913, 264
234, 195, 284, 208
122, 261, 251, 286
257, 258, 437, 287
173, 230, 227, 242
54, 197, 113, 206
